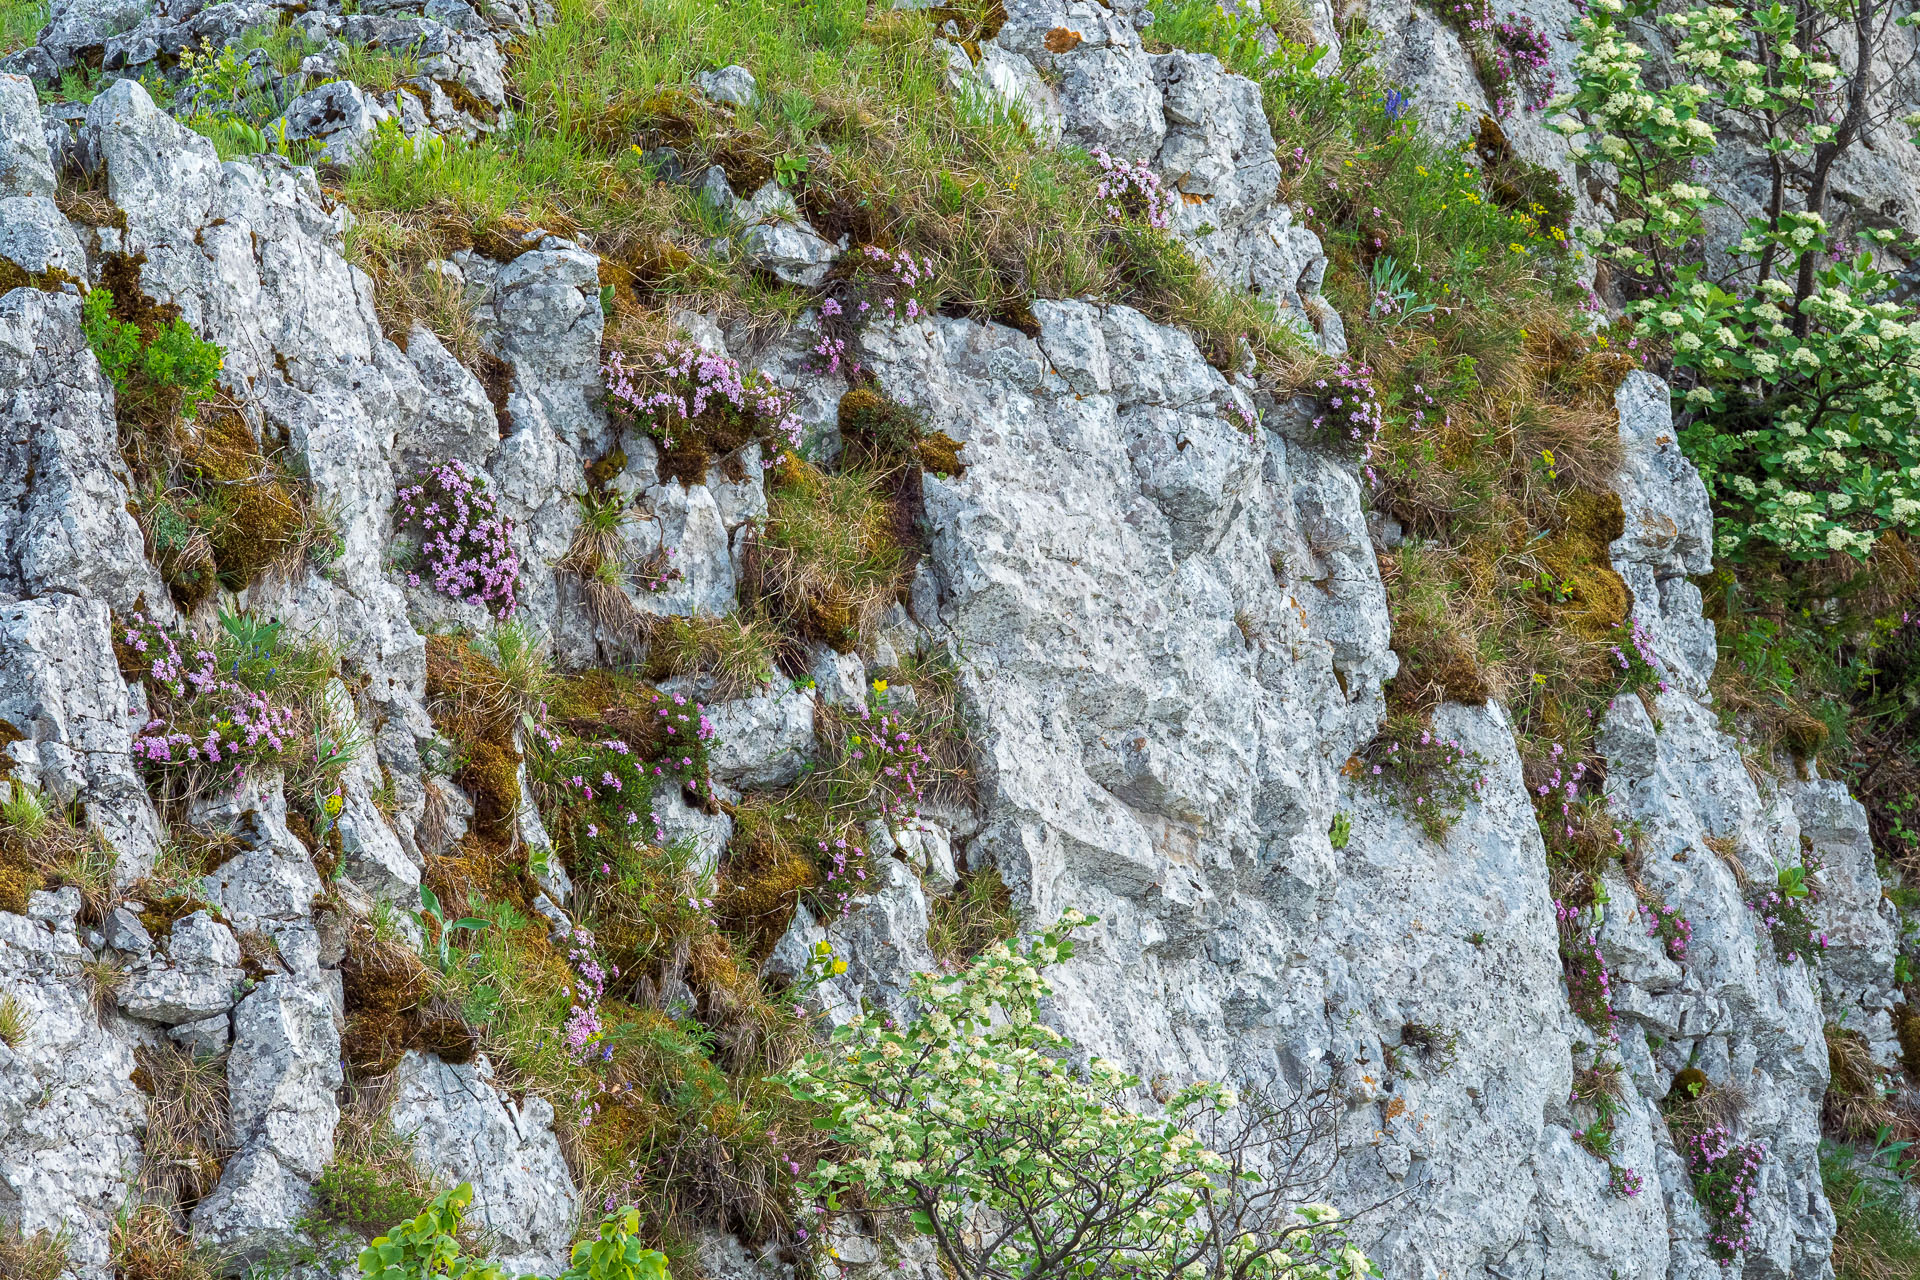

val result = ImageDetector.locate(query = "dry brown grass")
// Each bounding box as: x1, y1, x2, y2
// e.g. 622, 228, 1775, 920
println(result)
134, 1042, 232, 1213
111, 1205, 220, 1280
1824, 1025, 1917, 1142
926, 865, 1016, 967
1702, 834, 1750, 888
642, 613, 781, 700
742, 457, 905, 655
0, 1222, 66, 1280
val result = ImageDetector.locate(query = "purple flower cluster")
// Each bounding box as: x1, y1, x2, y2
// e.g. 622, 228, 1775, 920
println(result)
1445, 0, 1558, 117
528, 689, 716, 881
1745, 870, 1828, 965
603, 341, 803, 458
1351, 721, 1489, 840
1555, 899, 1618, 1040
121, 612, 301, 779
818, 833, 869, 920
1608, 1165, 1643, 1198
1681, 1126, 1765, 1260
396, 459, 521, 619
1091, 148, 1175, 230
807, 692, 938, 919
812, 245, 940, 378
1312, 363, 1386, 484
1642, 897, 1692, 960
1608, 616, 1668, 694
564, 928, 615, 1062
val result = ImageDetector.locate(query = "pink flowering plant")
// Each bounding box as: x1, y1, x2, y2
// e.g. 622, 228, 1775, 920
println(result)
811, 245, 941, 379
1746, 856, 1828, 965
1555, 899, 1618, 1041
1607, 617, 1667, 696
796, 685, 939, 919
525, 684, 716, 891
1525, 746, 1633, 865
1640, 895, 1692, 961
1679, 1126, 1767, 1261
1439, 0, 1556, 119
1347, 712, 1488, 840
395, 458, 522, 619
602, 340, 803, 479
1310, 363, 1387, 485
116, 608, 319, 799
1092, 148, 1176, 230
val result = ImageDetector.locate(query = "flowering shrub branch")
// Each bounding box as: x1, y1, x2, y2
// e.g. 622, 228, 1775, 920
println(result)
782, 913, 1381, 1280
1556, 0, 1920, 558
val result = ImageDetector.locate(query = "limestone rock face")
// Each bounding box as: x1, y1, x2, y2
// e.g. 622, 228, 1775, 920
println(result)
0, 890, 145, 1278
388, 1052, 580, 1276
966, 0, 1347, 351
838, 301, 1859, 1278
0, 12, 1902, 1277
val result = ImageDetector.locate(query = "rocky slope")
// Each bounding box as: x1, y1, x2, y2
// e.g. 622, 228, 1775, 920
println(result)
0, 0, 1912, 1275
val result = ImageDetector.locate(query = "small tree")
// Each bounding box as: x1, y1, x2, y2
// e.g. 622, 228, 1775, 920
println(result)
782, 913, 1380, 1280
1556, 0, 1920, 559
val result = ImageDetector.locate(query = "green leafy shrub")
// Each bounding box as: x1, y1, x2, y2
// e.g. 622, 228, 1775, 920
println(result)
359, 1185, 670, 1280
783, 913, 1380, 1280
1824, 1135, 1920, 1280
81, 287, 223, 422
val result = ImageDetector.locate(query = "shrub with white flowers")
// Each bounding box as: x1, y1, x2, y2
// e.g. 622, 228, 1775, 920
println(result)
781, 913, 1380, 1280
1554, 0, 1920, 559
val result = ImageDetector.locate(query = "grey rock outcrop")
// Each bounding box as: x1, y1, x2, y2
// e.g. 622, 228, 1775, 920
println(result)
0, 595, 166, 876
0, 890, 145, 1277
117, 910, 247, 1025
388, 1051, 579, 1275
0, 6, 1905, 1271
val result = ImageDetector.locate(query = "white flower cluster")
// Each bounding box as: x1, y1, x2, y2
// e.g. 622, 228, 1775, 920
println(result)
1560, 0, 1920, 559
782, 914, 1378, 1280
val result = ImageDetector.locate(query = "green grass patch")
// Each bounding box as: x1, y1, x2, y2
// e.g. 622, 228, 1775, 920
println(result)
334, 0, 1297, 361
1825, 1138, 1920, 1280
0, 0, 45, 54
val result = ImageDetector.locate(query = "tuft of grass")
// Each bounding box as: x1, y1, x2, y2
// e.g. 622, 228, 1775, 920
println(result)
0, 992, 32, 1049
308, 1104, 438, 1240
1824, 1025, 1907, 1142
0, 780, 49, 837
0, 1223, 67, 1280
0, 0, 47, 53
134, 1043, 233, 1213
111, 1205, 221, 1280
1825, 1139, 1920, 1280
743, 458, 904, 654
925, 866, 1015, 967
642, 612, 779, 699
